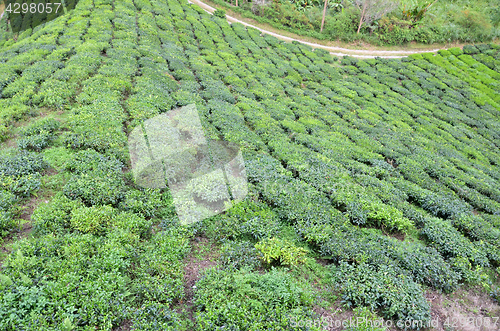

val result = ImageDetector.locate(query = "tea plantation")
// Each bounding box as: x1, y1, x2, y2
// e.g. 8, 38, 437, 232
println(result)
0, 0, 499, 330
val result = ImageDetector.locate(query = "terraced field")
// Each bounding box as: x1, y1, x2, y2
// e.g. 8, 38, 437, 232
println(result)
0, 0, 499, 330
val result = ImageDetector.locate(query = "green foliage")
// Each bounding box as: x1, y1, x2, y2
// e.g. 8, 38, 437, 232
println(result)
255, 237, 308, 267
345, 306, 387, 331
33, 79, 77, 109
0, 225, 190, 330
63, 149, 123, 175
1, 0, 500, 329
194, 267, 317, 330
454, 9, 494, 42
203, 199, 282, 241
219, 240, 263, 270
112, 211, 153, 239
213, 9, 226, 19
449, 256, 489, 285
130, 302, 180, 331
324, 6, 361, 41
347, 199, 413, 233
119, 189, 167, 218
211, 0, 500, 44
400, 1, 434, 24
63, 150, 125, 206
0, 149, 48, 234
421, 217, 489, 267
32, 193, 84, 236
0, 150, 47, 177
331, 262, 431, 325
18, 118, 60, 152
70, 205, 116, 235
42, 146, 75, 170
63, 172, 125, 206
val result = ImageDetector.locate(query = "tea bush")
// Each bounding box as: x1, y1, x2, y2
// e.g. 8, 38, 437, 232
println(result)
331, 262, 431, 325
0, 0, 500, 327
32, 193, 84, 236
18, 118, 60, 151
0, 149, 48, 234
70, 205, 116, 235
255, 237, 308, 267
219, 240, 262, 270
63, 150, 126, 206
130, 302, 181, 331
119, 189, 166, 219
194, 267, 318, 330
63, 173, 125, 206
0, 225, 190, 329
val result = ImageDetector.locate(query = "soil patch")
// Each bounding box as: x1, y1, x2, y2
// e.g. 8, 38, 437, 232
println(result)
113, 320, 132, 331
426, 287, 500, 331
175, 237, 219, 326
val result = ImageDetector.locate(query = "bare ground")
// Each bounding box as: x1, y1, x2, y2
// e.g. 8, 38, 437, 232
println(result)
112, 320, 132, 331
174, 237, 220, 327
426, 287, 500, 331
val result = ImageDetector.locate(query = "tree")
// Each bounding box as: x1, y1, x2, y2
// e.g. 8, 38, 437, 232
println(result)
320, 0, 328, 32
353, 0, 399, 34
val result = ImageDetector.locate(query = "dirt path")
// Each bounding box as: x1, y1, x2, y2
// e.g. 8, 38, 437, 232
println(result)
175, 237, 219, 327
0, 2, 5, 21
189, 0, 452, 58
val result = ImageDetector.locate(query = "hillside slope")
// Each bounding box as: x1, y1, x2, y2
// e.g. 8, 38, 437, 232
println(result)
0, 0, 499, 329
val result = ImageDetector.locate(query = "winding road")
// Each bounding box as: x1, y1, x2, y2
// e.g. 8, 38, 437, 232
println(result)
188, 0, 446, 59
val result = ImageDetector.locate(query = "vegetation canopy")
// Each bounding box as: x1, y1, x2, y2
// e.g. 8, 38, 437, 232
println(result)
0, 0, 498, 329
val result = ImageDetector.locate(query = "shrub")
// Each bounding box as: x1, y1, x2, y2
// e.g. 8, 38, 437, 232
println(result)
347, 199, 413, 233
63, 150, 125, 206
0, 211, 16, 237
213, 9, 226, 19
324, 6, 358, 41
194, 267, 317, 330
64, 149, 123, 175
17, 134, 54, 152
219, 240, 262, 270
377, 16, 416, 45
420, 217, 490, 267
0, 150, 47, 177
0, 190, 16, 211
345, 307, 386, 331
32, 193, 84, 236
449, 256, 488, 285
331, 262, 431, 325
119, 189, 166, 218
130, 229, 190, 303
19, 118, 60, 137
130, 302, 181, 331
63, 173, 125, 206
70, 205, 116, 235
203, 199, 282, 241
454, 10, 494, 42
255, 237, 308, 267
448, 47, 463, 56
0, 150, 47, 199
112, 211, 153, 239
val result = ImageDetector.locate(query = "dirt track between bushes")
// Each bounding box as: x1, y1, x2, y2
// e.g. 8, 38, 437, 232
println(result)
188, 0, 450, 59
